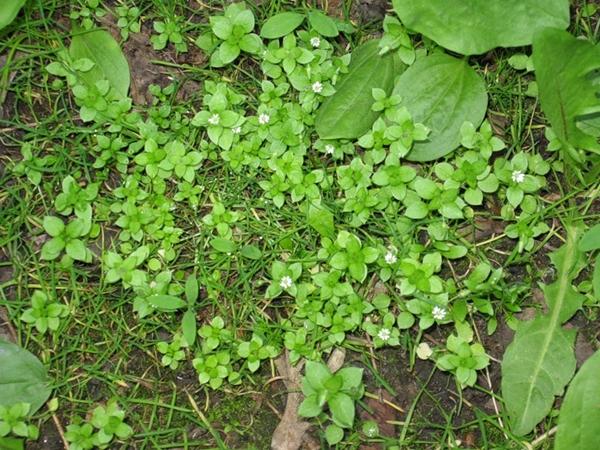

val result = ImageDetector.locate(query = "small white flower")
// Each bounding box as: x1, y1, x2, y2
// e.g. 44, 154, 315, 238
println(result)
149, 281, 157, 289
377, 328, 391, 341
511, 170, 525, 184
311, 81, 323, 94
279, 275, 293, 290
258, 113, 270, 125
325, 144, 335, 155
384, 251, 397, 265
208, 114, 220, 126
310, 37, 321, 48
232, 126, 241, 134
432, 306, 447, 321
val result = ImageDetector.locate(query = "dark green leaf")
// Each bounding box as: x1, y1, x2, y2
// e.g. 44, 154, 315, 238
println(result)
579, 224, 600, 252
392, 0, 569, 55
0, 0, 25, 30
185, 275, 199, 305
501, 228, 583, 436
147, 295, 187, 311
0, 340, 51, 414
555, 350, 600, 450
307, 10, 338, 37
0, 437, 24, 450
70, 29, 130, 97
316, 40, 403, 140
182, 310, 197, 346
210, 238, 237, 253
533, 29, 600, 154
260, 12, 305, 39
393, 53, 487, 161
241, 244, 262, 260
307, 203, 335, 238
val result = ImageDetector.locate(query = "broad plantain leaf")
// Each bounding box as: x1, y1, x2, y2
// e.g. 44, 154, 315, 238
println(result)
315, 40, 403, 140
307, 10, 338, 38
70, 29, 130, 97
0, 0, 25, 30
0, 339, 52, 413
260, 12, 305, 39
392, 53, 487, 161
555, 350, 600, 450
392, 0, 569, 55
501, 228, 584, 436
533, 29, 600, 154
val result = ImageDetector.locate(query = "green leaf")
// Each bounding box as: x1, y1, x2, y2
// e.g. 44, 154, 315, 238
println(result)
555, 350, 600, 450
70, 29, 130, 97
147, 295, 187, 311
210, 238, 237, 253
393, 53, 487, 161
298, 394, 322, 418
316, 40, 403, 140
260, 12, 305, 39
0, 340, 51, 414
240, 245, 262, 260
307, 10, 338, 37
0, 437, 24, 450
304, 361, 331, 392
307, 203, 335, 238
533, 29, 600, 154
594, 255, 600, 300
218, 41, 241, 65
328, 392, 355, 428
43, 216, 64, 237
579, 224, 600, 252
325, 424, 344, 445
392, 0, 569, 55
501, 228, 583, 436
0, 0, 25, 30
185, 275, 199, 305
182, 310, 197, 346
65, 239, 88, 262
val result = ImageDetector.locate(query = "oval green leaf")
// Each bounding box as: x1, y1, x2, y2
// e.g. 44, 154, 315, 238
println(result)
0, 0, 26, 30
533, 29, 600, 154
316, 40, 403, 140
147, 295, 187, 311
210, 238, 237, 253
70, 28, 130, 97
555, 350, 600, 450
579, 224, 600, 252
185, 275, 199, 305
393, 53, 487, 161
392, 0, 569, 55
307, 10, 338, 37
182, 310, 197, 346
0, 339, 51, 414
260, 12, 305, 39
240, 244, 262, 260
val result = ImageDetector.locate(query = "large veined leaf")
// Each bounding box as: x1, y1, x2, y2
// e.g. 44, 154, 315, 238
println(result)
392, 53, 487, 161
0, 339, 52, 413
70, 29, 130, 97
315, 40, 403, 140
533, 29, 600, 154
392, 0, 569, 55
501, 229, 585, 436
555, 350, 600, 450
0, 0, 25, 30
